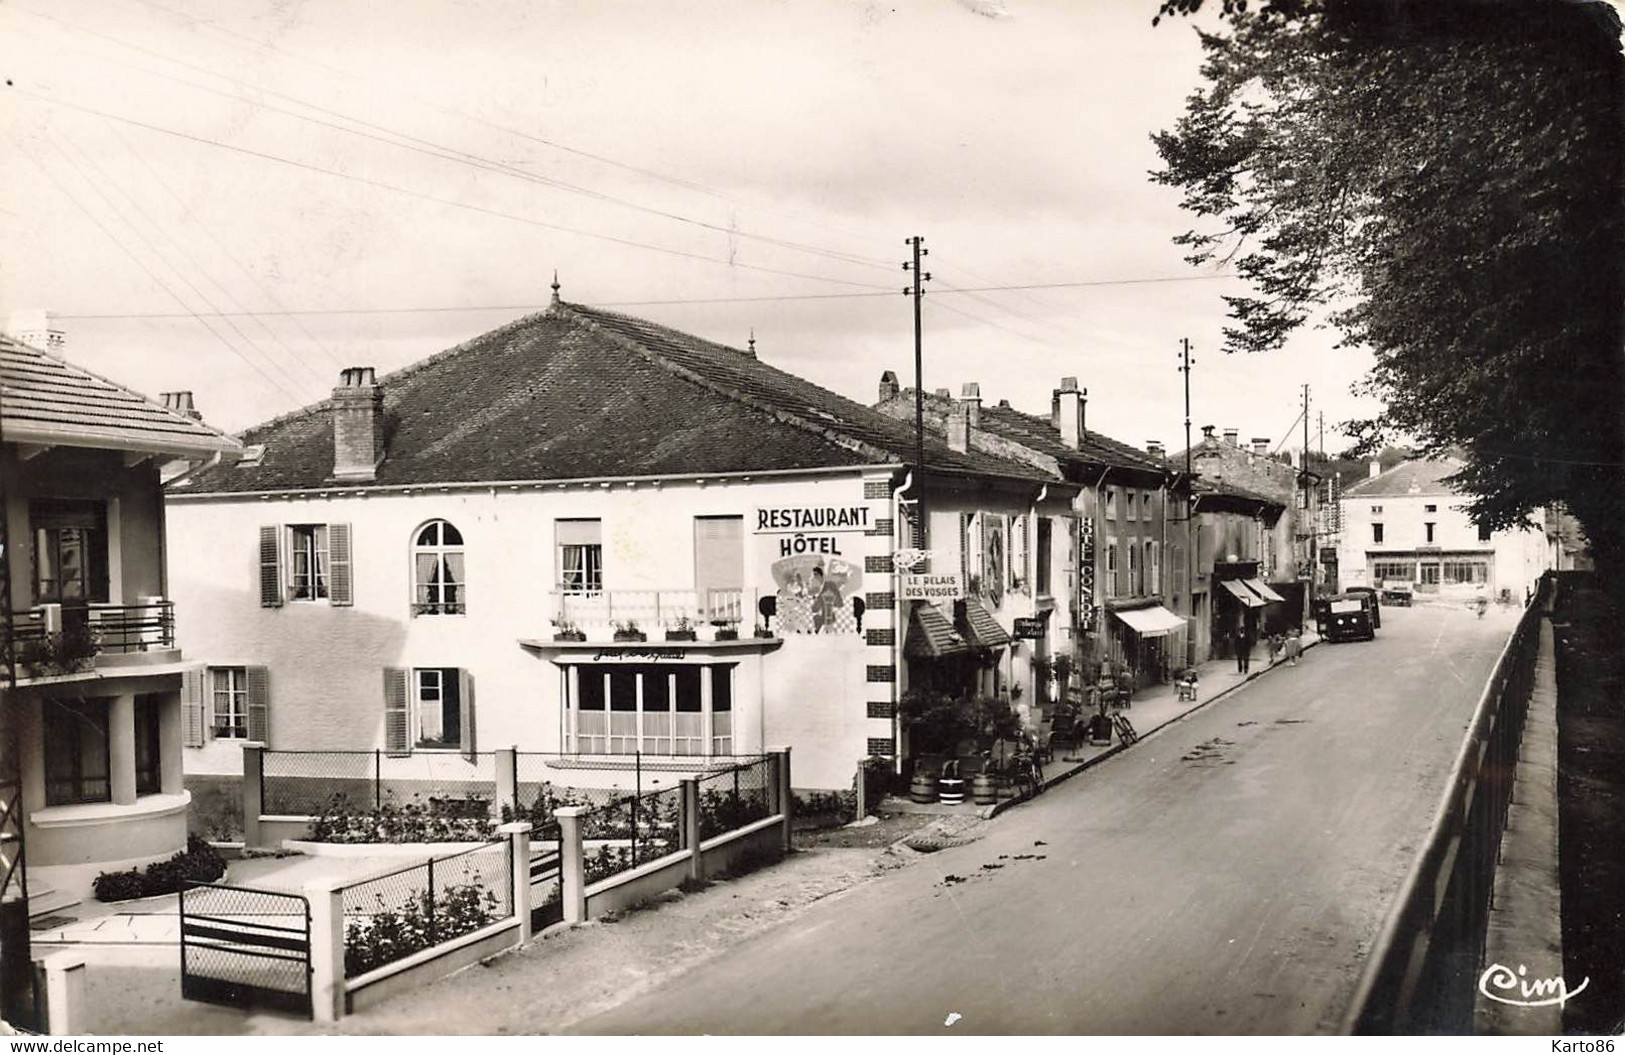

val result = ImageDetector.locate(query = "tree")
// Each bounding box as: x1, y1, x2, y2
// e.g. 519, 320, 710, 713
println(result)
1151, 1, 1625, 573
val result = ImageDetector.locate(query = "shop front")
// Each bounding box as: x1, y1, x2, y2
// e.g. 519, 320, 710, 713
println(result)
1104, 600, 1188, 686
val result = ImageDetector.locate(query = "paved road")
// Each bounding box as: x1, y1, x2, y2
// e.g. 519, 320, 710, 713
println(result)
574, 603, 1524, 1035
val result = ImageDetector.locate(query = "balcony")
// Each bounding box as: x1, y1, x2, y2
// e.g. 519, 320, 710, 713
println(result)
550, 588, 755, 639
4, 601, 177, 682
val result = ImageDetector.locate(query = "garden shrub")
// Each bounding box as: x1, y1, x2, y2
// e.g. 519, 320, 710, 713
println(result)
308, 793, 496, 843
343, 880, 500, 976
92, 835, 228, 902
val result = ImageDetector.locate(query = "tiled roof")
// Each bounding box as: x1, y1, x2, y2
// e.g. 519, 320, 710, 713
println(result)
904, 602, 970, 659
178, 302, 1050, 494
1344, 457, 1465, 498
1, 334, 239, 456
876, 389, 1173, 478
1192, 476, 1285, 510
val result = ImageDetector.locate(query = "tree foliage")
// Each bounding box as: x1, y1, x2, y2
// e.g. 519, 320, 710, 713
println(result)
1151, 1, 1625, 567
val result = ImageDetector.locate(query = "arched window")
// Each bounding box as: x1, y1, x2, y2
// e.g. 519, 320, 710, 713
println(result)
412, 520, 466, 615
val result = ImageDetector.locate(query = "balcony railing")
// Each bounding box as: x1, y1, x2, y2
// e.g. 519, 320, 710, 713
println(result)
6, 601, 176, 678
551, 588, 753, 633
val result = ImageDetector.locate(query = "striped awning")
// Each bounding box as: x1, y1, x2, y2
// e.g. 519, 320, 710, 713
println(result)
1221, 580, 1266, 608
905, 603, 970, 659
959, 597, 1013, 649
1243, 578, 1286, 603
1111, 604, 1187, 637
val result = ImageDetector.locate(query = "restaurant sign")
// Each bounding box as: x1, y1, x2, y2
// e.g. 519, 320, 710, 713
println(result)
901, 573, 964, 601
1013, 616, 1047, 639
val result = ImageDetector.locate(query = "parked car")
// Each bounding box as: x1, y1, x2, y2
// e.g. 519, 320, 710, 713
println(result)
1380, 579, 1415, 607
1344, 585, 1382, 628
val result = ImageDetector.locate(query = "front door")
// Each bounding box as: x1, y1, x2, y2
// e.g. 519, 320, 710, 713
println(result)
1419, 562, 1441, 592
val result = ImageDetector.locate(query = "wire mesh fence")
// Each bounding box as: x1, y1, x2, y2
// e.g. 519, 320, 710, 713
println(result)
339, 840, 512, 978
180, 883, 311, 1016
262, 750, 498, 821
580, 783, 687, 885
696, 756, 777, 843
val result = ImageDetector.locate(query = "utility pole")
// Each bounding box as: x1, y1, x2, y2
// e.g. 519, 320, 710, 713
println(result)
1178, 339, 1195, 668
1302, 384, 1314, 625
902, 236, 931, 547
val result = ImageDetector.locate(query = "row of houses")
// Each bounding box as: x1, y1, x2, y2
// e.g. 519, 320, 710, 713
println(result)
0, 295, 1564, 912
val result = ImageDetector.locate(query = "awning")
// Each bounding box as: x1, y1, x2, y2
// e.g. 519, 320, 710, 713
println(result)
1111, 605, 1188, 637
904, 603, 970, 659
958, 597, 1013, 649
1221, 580, 1266, 608
1243, 578, 1286, 603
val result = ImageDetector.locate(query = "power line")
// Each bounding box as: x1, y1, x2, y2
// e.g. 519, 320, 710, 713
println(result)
119, 0, 894, 256
10, 5, 901, 278
8, 131, 308, 404
10, 87, 899, 294
54, 126, 334, 388
47, 273, 1236, 319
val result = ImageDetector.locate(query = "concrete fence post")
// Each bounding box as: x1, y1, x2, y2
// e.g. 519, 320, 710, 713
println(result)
495, 747, 518, 819
241, 742, 265, 850
305, 876, 347, 1024
33, 950, 87, 1035
553, 806, 588, 925
498, 821, 533, 943
681, 778, 703, 883
768, 746, 793, 852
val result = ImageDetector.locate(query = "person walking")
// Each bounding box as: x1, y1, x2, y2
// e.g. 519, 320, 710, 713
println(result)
1234, 621, 1252, 674
1284, 629, 1302, 666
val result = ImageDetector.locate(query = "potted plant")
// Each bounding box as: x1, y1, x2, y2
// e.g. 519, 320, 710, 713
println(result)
713, 621, 740, 641
665, 615, 697, 641
612, 619, 646, 642
551, 618, 586, 643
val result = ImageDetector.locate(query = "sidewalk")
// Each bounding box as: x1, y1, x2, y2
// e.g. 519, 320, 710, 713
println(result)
878, 630, 1322, 820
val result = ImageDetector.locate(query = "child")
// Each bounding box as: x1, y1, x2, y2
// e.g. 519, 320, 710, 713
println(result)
1284, 630, 1303, 666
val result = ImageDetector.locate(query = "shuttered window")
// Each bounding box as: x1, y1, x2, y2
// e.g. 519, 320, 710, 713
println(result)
259, 526, 283, 607
693, 516, 743, 623
182, 664, 206, 747
210, 667, 248, 739
260, 523, 351, 605
383, 668, 410, 756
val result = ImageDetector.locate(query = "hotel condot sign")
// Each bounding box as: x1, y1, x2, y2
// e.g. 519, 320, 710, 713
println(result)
901, 573, 965, 601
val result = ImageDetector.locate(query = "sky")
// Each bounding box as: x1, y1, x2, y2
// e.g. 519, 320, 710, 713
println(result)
0, 0, 1384, 457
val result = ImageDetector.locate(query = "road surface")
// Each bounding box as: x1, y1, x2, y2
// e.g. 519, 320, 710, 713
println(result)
574, 602, 1523, 1035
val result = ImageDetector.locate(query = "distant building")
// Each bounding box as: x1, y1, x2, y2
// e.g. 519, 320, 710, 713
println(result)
1337, 456, 1550, 602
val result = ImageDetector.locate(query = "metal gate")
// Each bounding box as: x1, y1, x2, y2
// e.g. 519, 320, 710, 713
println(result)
530, 821, 564, 930
180, 882, 311, 1018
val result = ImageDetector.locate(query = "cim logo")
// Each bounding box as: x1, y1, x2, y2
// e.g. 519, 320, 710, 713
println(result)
1478, 962, 1589, 1009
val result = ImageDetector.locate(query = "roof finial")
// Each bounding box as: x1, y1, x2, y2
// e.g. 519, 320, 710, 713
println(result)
747, 328, 756, 357
550, 270, 561, 306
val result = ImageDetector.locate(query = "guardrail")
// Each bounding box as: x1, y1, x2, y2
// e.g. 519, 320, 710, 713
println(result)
1341, 573, 1551, 1034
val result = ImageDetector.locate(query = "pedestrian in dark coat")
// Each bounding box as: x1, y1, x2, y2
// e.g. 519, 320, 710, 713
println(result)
1234, 622, 1252, 674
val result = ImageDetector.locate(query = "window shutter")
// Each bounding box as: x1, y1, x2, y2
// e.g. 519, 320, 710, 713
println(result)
182, 663, 205, 747
328, 523, 354, 606
959, 512, 971, 587
458, 669, 476, 762
259, 526, 283, 607
383, 668, 410, 756
245, 666, 271, 745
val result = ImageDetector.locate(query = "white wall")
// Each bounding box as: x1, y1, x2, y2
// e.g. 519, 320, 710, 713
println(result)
1338, 490, 1549, 598
168, 470, 897, 791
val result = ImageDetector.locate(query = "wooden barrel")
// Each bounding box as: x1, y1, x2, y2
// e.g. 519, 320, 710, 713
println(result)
909, 772, 938, 804
938, 777, 966, 805
972, 773, 999, 805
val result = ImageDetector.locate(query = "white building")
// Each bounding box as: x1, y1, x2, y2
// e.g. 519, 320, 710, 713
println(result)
167, 296, 1066, 804
1337, 456, 1549, 602
0, 330, 238, 910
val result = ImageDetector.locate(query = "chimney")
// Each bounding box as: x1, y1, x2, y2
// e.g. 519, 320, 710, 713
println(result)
332, 366, 385, 481
1146, 440, 1165, 458
1369, 458, 1382, 480
161, 391, 202, 420
7, 309, 64, 352
1201, 424, 1216, 440
959, 382, 982, 429
1052, 376, 1085, 451
1252, 437, 1269, 456
1223, 428, 1239, 446
878, 370, 900, 403
947, 401, 971, 453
